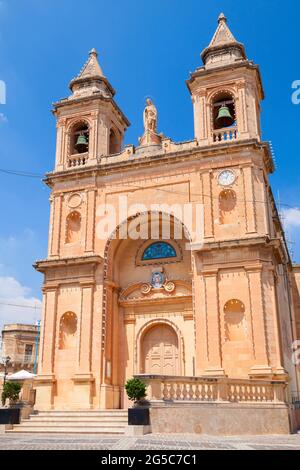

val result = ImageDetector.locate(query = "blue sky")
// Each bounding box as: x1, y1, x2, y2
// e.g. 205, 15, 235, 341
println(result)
0, 0, 299, 329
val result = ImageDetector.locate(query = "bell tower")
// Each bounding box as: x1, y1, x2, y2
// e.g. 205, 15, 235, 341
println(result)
53, 49, 130, 171
187, 13, 264, 146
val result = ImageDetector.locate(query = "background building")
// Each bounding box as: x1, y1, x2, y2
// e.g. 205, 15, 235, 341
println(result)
0, 323, 39, 374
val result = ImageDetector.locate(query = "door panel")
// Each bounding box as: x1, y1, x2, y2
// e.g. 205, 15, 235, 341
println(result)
142, 324, 178, 375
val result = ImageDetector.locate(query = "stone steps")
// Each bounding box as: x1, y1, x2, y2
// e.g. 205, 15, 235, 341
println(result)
27, 416, 127, 423
7, 409, 128, 434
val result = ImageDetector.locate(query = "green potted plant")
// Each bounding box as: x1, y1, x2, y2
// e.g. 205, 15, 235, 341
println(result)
0, 381, 22, 425
125, 378, 150, 426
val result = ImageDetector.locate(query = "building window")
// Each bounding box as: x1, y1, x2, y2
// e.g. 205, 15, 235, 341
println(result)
224, 299, 246, 342
59, 312, 77, 350
219, 189, 237, 224
24, 344, 33, 363
142, 242, 177, 261
65, 211, 81, 244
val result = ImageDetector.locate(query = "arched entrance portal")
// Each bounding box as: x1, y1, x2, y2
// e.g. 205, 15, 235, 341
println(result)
141, 324, 179, 375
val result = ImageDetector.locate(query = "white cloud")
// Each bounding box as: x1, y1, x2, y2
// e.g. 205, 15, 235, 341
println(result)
0, 276, 41, 334
281, 208, 300, 229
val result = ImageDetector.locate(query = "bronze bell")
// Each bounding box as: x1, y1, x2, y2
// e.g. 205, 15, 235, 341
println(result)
216, 105, 234, 128
75, 133, 88, 153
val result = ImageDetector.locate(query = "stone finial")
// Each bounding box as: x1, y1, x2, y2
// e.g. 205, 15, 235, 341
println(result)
69, 49, 116, 98
89, 48, 98, 57
200, 13, 246, 67
218, 12, 227, 23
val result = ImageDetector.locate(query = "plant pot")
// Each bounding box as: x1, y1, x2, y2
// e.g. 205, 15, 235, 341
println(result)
0, 408, 21, 425
128, 407, 150, 426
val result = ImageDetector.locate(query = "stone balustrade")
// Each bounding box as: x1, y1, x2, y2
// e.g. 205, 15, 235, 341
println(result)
68, 153, 88, 167
135, 375, 288, 404
213, 127, 238, 143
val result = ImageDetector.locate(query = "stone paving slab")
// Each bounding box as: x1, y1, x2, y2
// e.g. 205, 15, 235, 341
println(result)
0, 433, 300, 450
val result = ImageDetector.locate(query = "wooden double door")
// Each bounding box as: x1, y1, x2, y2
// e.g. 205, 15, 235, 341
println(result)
141, 324, 179, 375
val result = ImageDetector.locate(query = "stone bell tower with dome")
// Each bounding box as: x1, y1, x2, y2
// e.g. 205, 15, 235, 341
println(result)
32, 14, 300, 435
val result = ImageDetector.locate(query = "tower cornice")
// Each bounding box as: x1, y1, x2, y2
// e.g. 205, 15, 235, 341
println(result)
186, 60, 264, 101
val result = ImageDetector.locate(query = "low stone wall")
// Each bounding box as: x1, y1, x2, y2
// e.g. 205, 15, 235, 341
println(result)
149, 403, 292, 435
295, 409, 300, 430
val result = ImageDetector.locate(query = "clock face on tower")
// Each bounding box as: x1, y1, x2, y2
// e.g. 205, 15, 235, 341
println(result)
218, 170, 236, 187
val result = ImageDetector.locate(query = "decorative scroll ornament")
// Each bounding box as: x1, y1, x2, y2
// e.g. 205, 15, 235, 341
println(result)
140, 269, 176, 295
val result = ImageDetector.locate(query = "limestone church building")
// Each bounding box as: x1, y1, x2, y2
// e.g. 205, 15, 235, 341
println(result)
33, 14, 300, 430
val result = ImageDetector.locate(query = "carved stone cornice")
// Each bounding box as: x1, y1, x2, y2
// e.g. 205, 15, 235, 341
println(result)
34, 255, 103, 273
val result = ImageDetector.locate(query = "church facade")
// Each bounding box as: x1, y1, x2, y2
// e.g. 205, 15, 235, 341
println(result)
34, 14, 300, 427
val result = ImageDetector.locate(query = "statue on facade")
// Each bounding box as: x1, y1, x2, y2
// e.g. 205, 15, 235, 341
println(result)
143, 98, 158, 133
139, 98, 162, 146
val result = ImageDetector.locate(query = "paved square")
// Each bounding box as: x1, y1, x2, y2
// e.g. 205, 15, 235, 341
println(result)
0, 433, 300, 450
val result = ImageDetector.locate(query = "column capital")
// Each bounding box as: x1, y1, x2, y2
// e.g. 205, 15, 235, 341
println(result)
42, 284, 59, 293
202, 268, 219, 276
245, 263, 263, 273
79, 279, 95, 288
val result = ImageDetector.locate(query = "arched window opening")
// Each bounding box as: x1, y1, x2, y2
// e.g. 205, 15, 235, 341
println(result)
65, 211, 81, 244
142, 242, 177, 261
224, 299, 246, 342
59, 312, 77, 350
109, 128, 121, 154
212, 92, 236, 130
70, 122, 89, 155
219, 189, 237, 224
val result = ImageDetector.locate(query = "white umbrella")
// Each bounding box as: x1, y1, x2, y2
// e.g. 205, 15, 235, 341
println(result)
7, 370, 36, 380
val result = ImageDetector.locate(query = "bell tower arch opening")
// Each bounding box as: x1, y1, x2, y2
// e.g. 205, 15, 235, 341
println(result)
212, 91, 236, 130
70, 121, 89, 155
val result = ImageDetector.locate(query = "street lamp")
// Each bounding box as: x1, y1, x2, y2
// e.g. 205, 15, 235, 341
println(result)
2, 356, 11, 387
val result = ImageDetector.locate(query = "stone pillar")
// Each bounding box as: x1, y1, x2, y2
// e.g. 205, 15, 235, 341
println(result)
193, 265, 207, 375
202, 172, 214, 239
193, 91, 209, 146
270, 269, 288, 377
246, 266, 272, 376
203, 270, 225, 376
50, 194, 63, 257
88, 111, 98, 165
34, 286, 58, 410
85, 189, 96, 253
123, 312, 136, 409
243, 166, 257, 234
72, 281, 95, 408
236, 81, 248, 136
99, 281, 120, 409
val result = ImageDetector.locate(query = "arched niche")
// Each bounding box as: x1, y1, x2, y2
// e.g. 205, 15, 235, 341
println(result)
219, 189, 237, 224
58, 312, 78, 350
224, 299, 246, 342
65, 211, 81, 244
